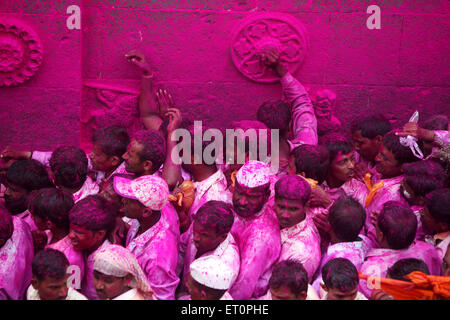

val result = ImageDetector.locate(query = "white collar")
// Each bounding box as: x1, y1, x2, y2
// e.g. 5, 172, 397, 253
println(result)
113, 288, 137, 300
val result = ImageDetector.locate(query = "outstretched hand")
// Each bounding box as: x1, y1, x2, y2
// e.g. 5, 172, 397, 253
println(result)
260, 47, 288, 78
125, 49, 152, 76
155, 89, 175, 118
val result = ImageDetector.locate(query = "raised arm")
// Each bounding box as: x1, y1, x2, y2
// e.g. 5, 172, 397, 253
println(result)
125, 50, 163, 131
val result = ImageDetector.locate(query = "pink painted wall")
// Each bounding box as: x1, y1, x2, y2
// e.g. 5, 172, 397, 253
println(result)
1, 0, 449, 152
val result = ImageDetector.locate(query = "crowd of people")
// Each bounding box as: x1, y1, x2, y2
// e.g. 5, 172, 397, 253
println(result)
0, 48, 448, 300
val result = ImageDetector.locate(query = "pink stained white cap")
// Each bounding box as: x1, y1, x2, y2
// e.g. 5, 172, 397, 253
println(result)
113, 175, 169, 211
189, 254, 238, 290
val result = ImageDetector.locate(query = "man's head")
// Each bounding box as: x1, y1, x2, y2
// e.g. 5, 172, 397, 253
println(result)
5, 159, 53, 214
320, 133, 355, 185
0, 205, 13, 249
93, 244, 153, 300
122, 129, 166, 176
328, 196, 366, 243
269, 260, 309, 300
274, 175, 311, 229
113, 175, 169, 220
187, 253, 239, 300
401, 160, 446, 206
28, 187, 74, 232
292, 144, 330, 184
192, 200, 234, 256
257, 100, 291, 138
68, 195, 116, 252
232, 161, 272, 218
386, 258, 430, 281
375, 201, 417, 250
321, 258, 359, 300
351, 115, 392, 162
374, 132, 419, 179
31, 248, 70, 300
49, 146, 88, 191
421, 188, 450, 235
90, 125, 130, 173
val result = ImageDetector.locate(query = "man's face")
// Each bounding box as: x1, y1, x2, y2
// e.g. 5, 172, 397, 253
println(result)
89, 144, 116, 173
192, 222, 224, 255
329, 151, 355, 183
270, 285, 306, 300
122, 140, 146, 175
419, 206, 442, 235
232, 181, 269, 218
120, 197, 146, 220
93, 270, 129, 300
68, 224, 102, 252
375, 144, 401, 178
351, 130, 380, 162
4, 182, 28, 214
324, 286, 358, 300
274, 197, 306, 229
34, 275, 69, 300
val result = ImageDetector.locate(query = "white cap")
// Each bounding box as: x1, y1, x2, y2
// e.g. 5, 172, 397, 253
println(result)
190, 254, 238, 290
113, 175, 169, 211
235, 160, 271, 188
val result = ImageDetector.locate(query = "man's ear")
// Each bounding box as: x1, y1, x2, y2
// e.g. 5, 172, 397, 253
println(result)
374, 135, 383, 144
143, 160, 153, 172
46, 220, 55, 231
31, 277, 39, 290
142, 208, 153, 218
320, 283, 328, 292
94, 229, 107, 242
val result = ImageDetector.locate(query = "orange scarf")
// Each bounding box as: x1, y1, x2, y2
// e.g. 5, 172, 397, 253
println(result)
359, 271, 450, 300
363, 173, 384, 207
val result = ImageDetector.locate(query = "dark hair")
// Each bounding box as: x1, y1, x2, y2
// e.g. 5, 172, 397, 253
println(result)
402, 160, 446, 197
424, 188, 450, 225
328, 196, 366, 242
387, 258, 430, 281
257, 100, 291, 136
274, 174, 312, 204
193, 200, 234, 236
322, 258, 359, 291
382, 132, 419, 165
6, 159, 53, 192
93, 125, 130, 159
351, 114, 392, 139
28, 188, 74, 230
320, 132, 354, 162
49, 146, 88, 190
133, 130, 166, 171
292, 144, 330, 184
69, 195, 116, 233
32, 248, 69, 281
269, 260, 309, 296
377, 201, 417, 250
421, 115, 448, 131
0, 205, 14, 241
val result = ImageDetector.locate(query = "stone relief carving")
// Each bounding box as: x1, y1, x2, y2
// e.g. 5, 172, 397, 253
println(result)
310, 88, 343, 136
0, 18, 43, 86
81, 81, 142, 150
230, 12, 308, 83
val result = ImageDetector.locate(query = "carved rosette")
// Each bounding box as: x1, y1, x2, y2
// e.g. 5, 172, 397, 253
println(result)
230, 12, 309, 83
0, 18, 43, 86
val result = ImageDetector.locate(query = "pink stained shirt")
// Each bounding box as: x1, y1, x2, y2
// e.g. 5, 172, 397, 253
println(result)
46, 235, 85, 289
178, 231, 240, 294
229, 205, 281, 300
321, 178, 369, 208
187, 168, 233, 220
280, 72, 318, 149
278, 215, 322, 281
0, 217, 34, 300
126, 214, 180, 300
80, 239, 111, 300
364, 175, 409, 247
358, 240, 442, 298
311, 234, 372, 294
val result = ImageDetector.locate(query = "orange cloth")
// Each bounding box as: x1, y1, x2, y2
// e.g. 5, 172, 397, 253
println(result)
359, 271, 450, 300
363, 173, 384, 207
168, 180, 195, 210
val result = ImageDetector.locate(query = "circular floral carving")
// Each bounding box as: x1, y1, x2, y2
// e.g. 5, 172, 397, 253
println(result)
0, 18, 43, 86
230, 12, 309, 83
